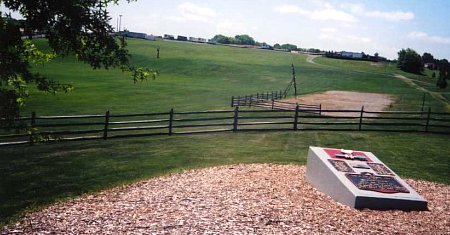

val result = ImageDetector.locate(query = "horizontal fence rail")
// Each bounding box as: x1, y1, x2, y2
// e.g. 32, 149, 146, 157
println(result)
1, 106, 449, 147
231, 90, 286, 107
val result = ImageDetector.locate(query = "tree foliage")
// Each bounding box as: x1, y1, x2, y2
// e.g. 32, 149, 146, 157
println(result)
436, 71, 448, 89
397, 48, 423, 74
210, 34, 256, 45
422, 52, 434, 64
0, 0, 156, 126
280, 43, 297, 51
234, 34, 255, 45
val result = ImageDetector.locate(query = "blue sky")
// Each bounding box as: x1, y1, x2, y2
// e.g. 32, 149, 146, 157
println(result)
2, 1, 450, 60
106, 0, 450, 60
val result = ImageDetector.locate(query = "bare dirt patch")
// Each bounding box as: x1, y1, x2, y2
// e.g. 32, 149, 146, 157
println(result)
370, 62, 383, 67
284, 91, 395, 117
2, 164, 448, 234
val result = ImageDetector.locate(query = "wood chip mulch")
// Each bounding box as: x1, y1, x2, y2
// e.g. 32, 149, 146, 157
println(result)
2, 164, 449, 234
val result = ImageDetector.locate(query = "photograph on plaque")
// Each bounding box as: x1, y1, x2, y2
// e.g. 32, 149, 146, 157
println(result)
367, 163, 394, 176
328, 159, 355, 172
345, 172, 410, 194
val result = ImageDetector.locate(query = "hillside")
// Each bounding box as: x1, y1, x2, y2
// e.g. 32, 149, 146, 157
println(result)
1, 38, 449, 226
25, 39, 446, 115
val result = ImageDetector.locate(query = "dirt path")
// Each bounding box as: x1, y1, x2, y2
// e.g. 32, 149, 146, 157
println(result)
306, 54, 320, 64
393, 74, 448, 105
3, 164, 448, 234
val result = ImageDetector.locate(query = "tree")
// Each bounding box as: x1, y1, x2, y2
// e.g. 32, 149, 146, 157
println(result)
1, 0, 156, 127
438, 59, 450, 72
436, 71, 448, 89
280, 43, 297, 51
234, 34, 255, 45
210, 34, 232, 44
397, 48, 423, 74
273, 43, 281, 49
422, 52, 434, 64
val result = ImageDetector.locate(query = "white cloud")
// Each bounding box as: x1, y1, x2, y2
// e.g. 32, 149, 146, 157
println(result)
216, 19, 248, 35
366, 10, 414, 22
274, 4, 356, 22
340, 3, 364, 14
319, 28, 371, 44
176, 2, 217, 22
310, 8, 356, 22
408, 31, 450, 44
274, 4, 305, 14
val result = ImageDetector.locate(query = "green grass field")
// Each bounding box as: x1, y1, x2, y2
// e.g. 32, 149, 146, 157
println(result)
1, 39, 449, 226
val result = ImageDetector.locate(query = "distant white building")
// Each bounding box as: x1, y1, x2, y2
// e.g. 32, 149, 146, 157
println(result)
145, 34, 156, 41
189, 37, 207, 43
164, 34, 175, 40
341, 51, 364, 59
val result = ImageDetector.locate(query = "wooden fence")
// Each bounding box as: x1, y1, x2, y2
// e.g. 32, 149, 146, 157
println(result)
231, 90, 286, 107
254, 100, 321, 114
1, 106, 449, 147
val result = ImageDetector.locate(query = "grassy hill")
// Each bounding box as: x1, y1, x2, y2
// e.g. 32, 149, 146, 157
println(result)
1, 38, 449, 226
24, 39, 446, 115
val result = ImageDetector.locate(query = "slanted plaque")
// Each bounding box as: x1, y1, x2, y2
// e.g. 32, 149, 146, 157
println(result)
306, 146, 428, 210
345, 172, 409, 194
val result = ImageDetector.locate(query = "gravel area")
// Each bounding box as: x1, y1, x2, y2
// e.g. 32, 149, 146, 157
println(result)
284, 91, 395, 117
2, 164, 449, 234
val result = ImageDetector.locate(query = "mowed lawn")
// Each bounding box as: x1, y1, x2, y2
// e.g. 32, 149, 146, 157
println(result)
1, 39, 449, 226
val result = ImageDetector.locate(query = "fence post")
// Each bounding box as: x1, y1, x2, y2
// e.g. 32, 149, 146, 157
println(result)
358, 106, 364, 131
319, 104, 322, 116
238, 96, 241, 106
233, 106, 239, 132
169, 108, 174, 136
231, 96, 234, 107
29, 111, 36, 145
425, 107, 431, 132
249, 94, 253, 107
421, 93, 426, 116
103, 110, 110, 140
294, 104, 299, 131
271, 99, 275, 110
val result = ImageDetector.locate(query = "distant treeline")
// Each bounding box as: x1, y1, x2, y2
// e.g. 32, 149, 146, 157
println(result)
209, 34, 322, 53
324, 51, 386, 62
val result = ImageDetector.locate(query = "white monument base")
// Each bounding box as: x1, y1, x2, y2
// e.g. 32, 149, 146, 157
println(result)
306, 146, 428, 211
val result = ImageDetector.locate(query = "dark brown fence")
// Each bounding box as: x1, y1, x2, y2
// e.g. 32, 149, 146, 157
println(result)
1, 106, 449, 147
231, 90, 286, 107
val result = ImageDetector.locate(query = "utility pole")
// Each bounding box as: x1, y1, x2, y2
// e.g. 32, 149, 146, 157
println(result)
292, 64, 297, 98
116, 17, 119, 32
119, 14, 123, 32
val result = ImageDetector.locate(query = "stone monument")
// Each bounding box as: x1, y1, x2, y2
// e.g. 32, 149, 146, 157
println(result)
306, 146, 428, 210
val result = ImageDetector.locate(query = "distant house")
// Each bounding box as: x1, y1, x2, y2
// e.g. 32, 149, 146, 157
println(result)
177, 35, 188, 41
424, 62, 437, 70
259, 43, 273, 50
341, 51, 363, 59
188, 37, 207, 43
123, 31, 147, 39
145, 34, 156, 41
164, 34, 175, 40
